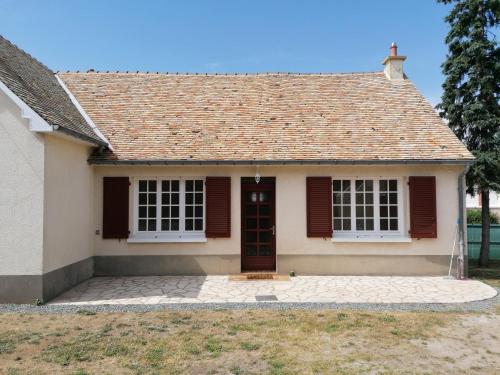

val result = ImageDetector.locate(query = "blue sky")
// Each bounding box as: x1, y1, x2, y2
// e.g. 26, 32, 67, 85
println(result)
0, 0, 451, 105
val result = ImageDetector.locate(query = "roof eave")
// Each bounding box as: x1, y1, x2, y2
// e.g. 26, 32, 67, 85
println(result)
87, 158, 475, 166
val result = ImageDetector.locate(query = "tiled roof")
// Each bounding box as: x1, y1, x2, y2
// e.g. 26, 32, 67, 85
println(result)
0, 36, 106, 146
58, 71, 473, 163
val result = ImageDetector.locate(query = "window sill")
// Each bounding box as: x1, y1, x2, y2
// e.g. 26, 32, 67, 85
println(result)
127, 236, 208, 243
331, 237, 412, 243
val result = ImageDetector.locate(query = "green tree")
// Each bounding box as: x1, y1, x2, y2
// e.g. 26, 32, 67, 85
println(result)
437, 0, 500, 267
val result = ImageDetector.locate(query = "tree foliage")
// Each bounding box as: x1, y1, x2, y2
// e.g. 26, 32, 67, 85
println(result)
437, 0, 500, 196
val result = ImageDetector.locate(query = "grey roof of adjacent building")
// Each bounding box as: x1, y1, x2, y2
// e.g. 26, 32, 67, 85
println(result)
0, 35, 106, 146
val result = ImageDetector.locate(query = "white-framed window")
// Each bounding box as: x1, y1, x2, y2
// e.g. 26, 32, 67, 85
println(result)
132, 177, 205, 241
332, 178, 404, 238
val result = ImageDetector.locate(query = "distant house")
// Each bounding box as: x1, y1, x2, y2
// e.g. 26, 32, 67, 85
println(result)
467, 191, 500, 216
0, 36, 473, 303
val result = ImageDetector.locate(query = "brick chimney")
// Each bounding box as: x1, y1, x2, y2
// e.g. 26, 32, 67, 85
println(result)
382, 42, 406, 80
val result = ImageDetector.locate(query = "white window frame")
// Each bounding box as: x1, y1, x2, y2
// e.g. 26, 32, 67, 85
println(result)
129, 176, 206, 242
332, 177, 406, 240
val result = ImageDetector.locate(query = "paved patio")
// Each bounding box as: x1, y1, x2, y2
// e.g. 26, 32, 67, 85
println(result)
49, 276, 497, 305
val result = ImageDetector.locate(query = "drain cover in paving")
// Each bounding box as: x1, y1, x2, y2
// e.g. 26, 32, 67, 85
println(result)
255, 295, 278, 301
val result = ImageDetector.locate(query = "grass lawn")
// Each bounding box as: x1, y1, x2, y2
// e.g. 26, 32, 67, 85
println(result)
0, 271, 498, 374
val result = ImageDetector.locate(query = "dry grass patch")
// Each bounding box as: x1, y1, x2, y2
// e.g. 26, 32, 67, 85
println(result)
0, 308, 498, 374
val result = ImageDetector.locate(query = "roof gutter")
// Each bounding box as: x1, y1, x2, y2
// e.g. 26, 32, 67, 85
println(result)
88, 158, 474, 166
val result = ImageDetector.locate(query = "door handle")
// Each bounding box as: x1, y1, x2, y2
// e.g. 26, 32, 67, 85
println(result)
271, 225, 275, 236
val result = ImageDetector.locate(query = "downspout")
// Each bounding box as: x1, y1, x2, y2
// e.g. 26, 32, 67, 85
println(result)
457, 164, 471, 279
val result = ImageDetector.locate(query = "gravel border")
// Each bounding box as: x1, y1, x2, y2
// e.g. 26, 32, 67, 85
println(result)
0, 287, 498, 314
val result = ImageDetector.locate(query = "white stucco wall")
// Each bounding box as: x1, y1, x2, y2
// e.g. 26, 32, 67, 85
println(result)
0, 90, 45, 275
43, 134, 94, 273
93, 164, 465, 259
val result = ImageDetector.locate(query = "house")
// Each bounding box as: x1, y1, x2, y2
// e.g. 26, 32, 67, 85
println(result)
0, 36, 474, 304
466, 191, 500, 217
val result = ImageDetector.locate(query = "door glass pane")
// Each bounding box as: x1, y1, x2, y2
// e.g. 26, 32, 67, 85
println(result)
260, 231, 272, 243
260, 205, 270, 216
259, 218, 271, 229
246, 192, 258, 203
246, 245, 257, 256
246, 218, 257, 229
246, 231, 257, 242
259, 246, 271, 256
259, 192, 270, 202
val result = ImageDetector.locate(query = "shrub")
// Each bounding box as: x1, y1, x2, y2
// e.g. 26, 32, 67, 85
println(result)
467, 209, 499, 224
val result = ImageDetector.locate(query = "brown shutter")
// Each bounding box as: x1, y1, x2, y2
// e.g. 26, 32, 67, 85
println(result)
307, 177, 332, 237
409, 176, 437, 238
103, 177, 130, 239
205, 177, 231, 237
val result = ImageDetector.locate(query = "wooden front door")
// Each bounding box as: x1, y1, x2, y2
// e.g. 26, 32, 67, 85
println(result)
241, 178, 276, 271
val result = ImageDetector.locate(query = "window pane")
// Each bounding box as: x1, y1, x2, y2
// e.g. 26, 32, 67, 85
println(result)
162, 206, 170, 218
366, 206, 373, 218
186, 206, 193, 217
161, 219, 170, 231
195, 193, 203, 204
390, 206, 398, 217
162, 180, 170, 191
389, 180, 397, 191
148, 206, 156, 218
162, 193, 170, 205
259, 218, 271, 229
148, 220, 156, 231
333, 180, 341, 190
333, 219, 342, 230
365, 193, 373, 204
333, 193, 341, 205
380, 206, 388, 217
195, 206, 203, 217
343, 193, 351, 204
246, 205, 257, 215
390, 219, 398, 230
171, 219, 179, 231
186, 180, 193, 191
343, 219, 351, 230
171, 193, 179, 204
195, 180, 203, 190
380, 180, 387, 191
138, 219, 147, 231
356, 219, 364, 231
355, 180, 364, 191
139, 206, 147, 218
365, 180, 373, 190
171, 206, 179, 218
186, 193, 193, 204
380, 219, 388, 230
195, 219, 203, 231
343, 206, 351, 217
148, 193, 156, 205
342, 180, 350, 191
139, 180, 148, 192
356, 193, 364, 204
389, 193, 397, 204
148, 180, 157, 191
186, 219, 193, 231
366, 219, 374, 231
139, 193, 147, 205
171, 180, 179, 191
356, 206, 364, 217
333, 206, 341, 217
380, 193, 387, 204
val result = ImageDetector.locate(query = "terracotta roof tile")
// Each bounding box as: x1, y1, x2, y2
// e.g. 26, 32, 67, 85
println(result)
58, 71, 473, 162
0, 36, 106, 146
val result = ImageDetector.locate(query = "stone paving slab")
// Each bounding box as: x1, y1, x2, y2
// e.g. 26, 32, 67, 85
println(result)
49, 276, 498, 305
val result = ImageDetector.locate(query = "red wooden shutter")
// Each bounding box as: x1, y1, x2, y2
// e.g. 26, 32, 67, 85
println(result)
102, 177, 130, 239
307, 177, 332, 237
409, 176, 437, 238
205, 177, 231, 238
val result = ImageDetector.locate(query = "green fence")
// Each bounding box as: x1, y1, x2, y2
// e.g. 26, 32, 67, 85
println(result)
468, 224, 500, 260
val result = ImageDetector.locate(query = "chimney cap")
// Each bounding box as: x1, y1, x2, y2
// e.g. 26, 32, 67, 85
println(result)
87, 68, 95, 73
390, 42, 398, 56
